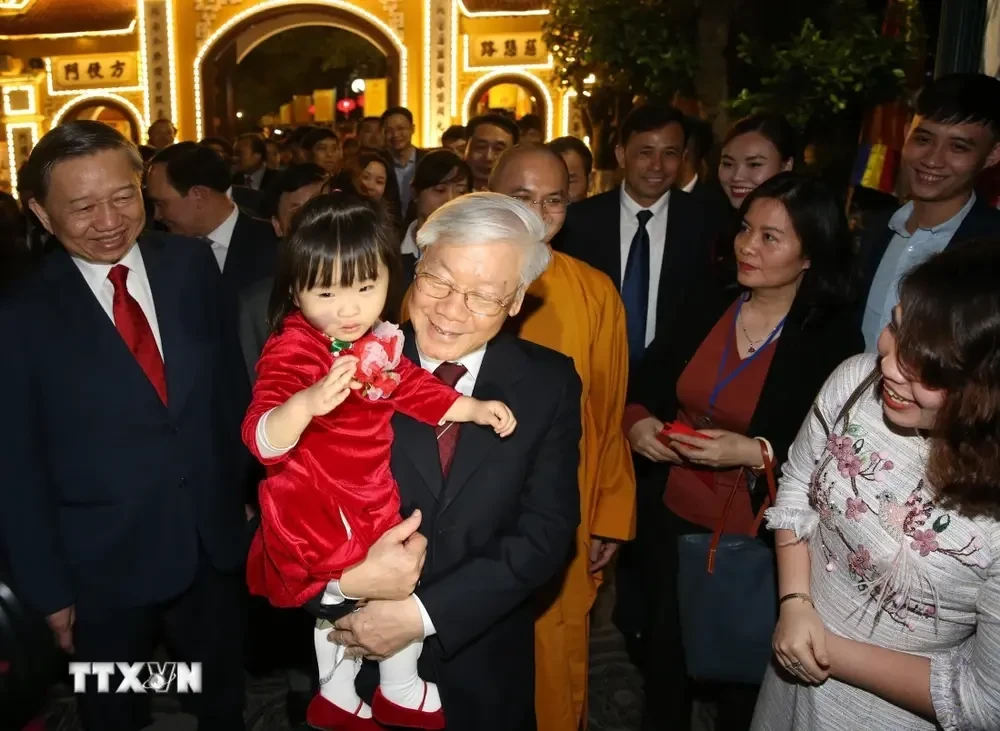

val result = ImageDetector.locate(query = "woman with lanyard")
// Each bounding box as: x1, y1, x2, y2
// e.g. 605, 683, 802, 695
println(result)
624, 172, 863, 731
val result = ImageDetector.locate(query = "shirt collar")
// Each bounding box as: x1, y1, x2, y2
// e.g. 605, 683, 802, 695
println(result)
249, 166, 266, 188
400, 220, 420, 258
206, 203, 240, 249
72, 241, 147, 288
888, 192, 977, 238
416, 340, 487, 383
620, 184, 671, 219
393, 148, 418, 170
681, 174, 698, 194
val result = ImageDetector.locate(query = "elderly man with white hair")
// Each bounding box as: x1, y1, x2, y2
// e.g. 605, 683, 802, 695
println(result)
321, 192, 582, 731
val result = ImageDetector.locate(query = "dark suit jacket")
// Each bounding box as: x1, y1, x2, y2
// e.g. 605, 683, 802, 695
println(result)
238, 275, 273, 384
232, 168, 278, 193
629, 278, 864, 498
555, 187, 713, 348
0, 234, 251, 615
223, 212, 278, 301
855, 196, 1000, 317
231, 185, 265, 218
349, 328, 581, 731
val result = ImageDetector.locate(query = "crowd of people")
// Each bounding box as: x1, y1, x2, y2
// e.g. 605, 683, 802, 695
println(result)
1, 70, 1000, 731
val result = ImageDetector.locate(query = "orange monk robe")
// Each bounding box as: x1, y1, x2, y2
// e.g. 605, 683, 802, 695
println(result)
513, 250, 635, 731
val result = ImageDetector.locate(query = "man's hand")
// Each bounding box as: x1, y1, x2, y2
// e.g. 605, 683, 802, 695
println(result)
47, 605, 75, 653
589, 537, 618, 573
328, 598, 424, 660
338, 511, 427, 600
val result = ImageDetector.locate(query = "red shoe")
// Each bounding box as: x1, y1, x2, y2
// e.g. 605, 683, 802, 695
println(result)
306, 693, 383, 731
372, 683, 445, 729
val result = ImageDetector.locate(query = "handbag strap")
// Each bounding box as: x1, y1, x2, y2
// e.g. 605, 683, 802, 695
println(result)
812, 366, 881, 438
706, 441, 776, 575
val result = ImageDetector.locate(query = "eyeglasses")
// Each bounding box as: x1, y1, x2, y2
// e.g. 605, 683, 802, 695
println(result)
509, 193, 568, 213
414, 270, 517, 317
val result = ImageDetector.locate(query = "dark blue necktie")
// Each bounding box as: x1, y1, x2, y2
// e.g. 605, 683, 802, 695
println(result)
622, 209, 653, 360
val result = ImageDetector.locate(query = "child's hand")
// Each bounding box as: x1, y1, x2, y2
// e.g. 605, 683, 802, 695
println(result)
301, 356, 358, 416
475, 400, 517, 437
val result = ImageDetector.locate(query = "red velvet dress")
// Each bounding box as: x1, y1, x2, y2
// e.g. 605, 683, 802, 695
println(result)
242, 312, 461, 607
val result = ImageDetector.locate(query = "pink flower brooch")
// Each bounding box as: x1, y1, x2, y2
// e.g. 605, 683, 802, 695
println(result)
330, 321, 405, 401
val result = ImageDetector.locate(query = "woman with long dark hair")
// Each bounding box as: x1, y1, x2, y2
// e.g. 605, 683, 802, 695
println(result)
626, 172, 863, 730
754, 238, 1000, 730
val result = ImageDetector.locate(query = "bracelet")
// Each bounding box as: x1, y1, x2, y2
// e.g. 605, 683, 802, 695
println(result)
779, 592, 814, 608
750, 437, 772, 473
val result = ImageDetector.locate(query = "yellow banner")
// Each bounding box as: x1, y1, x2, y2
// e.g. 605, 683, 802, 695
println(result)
362, 78, 388, 119
49, 53, 140, 91
313, 89, 336, 122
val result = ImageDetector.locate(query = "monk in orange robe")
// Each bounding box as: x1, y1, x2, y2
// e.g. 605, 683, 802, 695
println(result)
489, 146, 636, 731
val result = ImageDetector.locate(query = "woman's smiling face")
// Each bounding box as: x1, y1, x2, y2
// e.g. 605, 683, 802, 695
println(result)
877, 306, 946, 430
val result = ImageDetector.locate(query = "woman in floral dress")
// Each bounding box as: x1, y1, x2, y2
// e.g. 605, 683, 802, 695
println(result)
752, 239, 1000, 730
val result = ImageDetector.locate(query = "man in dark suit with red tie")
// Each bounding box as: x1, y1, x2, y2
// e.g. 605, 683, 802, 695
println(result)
0, 121, 249, 731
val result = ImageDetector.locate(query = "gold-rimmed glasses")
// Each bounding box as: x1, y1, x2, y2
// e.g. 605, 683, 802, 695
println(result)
413, 269, 519, 317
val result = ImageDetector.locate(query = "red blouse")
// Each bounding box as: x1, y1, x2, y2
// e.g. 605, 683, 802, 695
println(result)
242, 312, 461, 607
665, 300, 776, 535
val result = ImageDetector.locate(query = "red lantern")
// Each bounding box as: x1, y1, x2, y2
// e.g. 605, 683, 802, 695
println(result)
356, 94, 365, 109
337, 98, 357, 114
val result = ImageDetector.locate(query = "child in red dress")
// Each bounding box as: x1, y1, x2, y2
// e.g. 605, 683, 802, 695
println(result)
242, 193, 516, 730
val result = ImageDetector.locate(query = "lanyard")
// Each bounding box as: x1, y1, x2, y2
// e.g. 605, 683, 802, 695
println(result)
708, 298, 786, 414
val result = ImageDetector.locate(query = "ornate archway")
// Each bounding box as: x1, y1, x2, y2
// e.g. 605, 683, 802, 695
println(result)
193, 0, 407, 140
462, 69, 552, 141
51, 93, 145, 143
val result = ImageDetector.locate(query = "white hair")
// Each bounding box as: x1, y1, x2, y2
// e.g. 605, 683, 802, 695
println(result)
415, 192, 551, 285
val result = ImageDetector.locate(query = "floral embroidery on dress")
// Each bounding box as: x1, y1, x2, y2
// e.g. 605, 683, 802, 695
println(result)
808, 411, 987, 630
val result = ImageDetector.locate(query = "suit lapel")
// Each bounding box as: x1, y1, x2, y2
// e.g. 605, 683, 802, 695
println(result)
658, 192, 697, 316
440, 334, 527, 514
222, 213, 248, 288
45, 249, 151, 395
393, 329, 446, 500
140, 236, 196, 416
600, 190, 623, 291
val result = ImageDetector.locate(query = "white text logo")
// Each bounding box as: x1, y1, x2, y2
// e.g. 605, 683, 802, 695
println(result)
68, 662, 202, 693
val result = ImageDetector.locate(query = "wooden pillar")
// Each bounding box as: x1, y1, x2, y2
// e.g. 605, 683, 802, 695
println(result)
202, 42, 237, 139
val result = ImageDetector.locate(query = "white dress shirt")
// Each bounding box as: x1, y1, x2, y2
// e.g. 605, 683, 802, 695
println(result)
400, 220, 420, 258
71, 243, 164, 358
619, 185, 670, 347
205, 203, 240, 271
246, 166, 267, 191
681, 174, 698, 194
254, 335, 487, 638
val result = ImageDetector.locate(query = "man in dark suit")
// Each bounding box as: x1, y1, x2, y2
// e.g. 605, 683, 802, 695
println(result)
233, 133, 278, 192
303, 192, 582, 731
554, 103, 713, 658
146, 141, 278, 303
382, 106, 425, 212
857, 73, 1000, 351
0, 121, 248, 730
555, 104, 713, 367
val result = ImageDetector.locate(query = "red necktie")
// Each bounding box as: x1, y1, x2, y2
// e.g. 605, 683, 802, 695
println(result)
108, 264, 168, 405
433, 362, 467, 477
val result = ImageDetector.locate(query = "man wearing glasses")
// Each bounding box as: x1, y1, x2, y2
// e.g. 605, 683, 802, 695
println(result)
489, 145, 635, 731
326, 192, 583, 731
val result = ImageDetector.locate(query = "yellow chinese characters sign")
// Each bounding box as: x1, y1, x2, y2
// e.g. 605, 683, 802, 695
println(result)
49, 53, 140, 92
466, 33, 549, 69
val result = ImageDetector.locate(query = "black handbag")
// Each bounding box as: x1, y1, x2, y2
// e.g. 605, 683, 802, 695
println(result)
676, 451, 778, 685
0, 563, 60, 730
